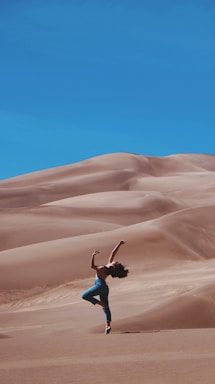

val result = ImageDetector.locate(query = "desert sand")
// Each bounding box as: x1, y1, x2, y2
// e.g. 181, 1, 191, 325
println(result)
1, 152, 215, 383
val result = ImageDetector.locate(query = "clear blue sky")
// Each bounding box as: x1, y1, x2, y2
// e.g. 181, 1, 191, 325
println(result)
1, 0, 215, 180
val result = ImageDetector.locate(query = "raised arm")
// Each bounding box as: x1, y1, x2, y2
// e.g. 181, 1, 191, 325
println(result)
91, 250, 100, 270
108, 241, 125, 263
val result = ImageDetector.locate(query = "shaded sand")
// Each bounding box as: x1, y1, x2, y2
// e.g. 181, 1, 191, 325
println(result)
1, 152, 215, 383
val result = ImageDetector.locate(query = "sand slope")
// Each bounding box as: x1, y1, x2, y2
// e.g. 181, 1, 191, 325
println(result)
1, 152, 215, 383
1, 153, 215, 314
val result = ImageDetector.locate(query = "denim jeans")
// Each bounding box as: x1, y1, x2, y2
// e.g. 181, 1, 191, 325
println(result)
82, 278, 112, 323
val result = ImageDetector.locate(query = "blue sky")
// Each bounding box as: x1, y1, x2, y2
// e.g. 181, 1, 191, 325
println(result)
1, 0, 215, 180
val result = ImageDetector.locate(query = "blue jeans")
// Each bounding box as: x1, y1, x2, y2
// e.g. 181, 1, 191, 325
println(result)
82, 278, 112, 323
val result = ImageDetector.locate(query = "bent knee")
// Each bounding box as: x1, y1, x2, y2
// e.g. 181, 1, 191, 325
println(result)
82, 292, 89, 301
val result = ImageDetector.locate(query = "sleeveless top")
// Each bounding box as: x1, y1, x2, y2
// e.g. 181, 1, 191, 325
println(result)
104, 265, 111, 275
104, 265, 115, 277
96, 265, 115, 280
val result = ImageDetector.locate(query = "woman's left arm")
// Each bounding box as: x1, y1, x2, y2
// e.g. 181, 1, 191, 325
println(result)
108, 241, 125, 263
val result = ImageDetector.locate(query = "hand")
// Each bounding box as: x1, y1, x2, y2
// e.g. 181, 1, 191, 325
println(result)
93, 250, 100, 255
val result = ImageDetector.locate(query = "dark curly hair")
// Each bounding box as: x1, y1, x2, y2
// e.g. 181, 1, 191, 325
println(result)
108, 263, 129, 278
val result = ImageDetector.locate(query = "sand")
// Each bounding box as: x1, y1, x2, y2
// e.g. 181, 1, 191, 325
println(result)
1, 152, 215, 383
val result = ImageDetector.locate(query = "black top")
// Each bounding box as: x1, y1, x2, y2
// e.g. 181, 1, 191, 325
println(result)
104, 265, 115, 277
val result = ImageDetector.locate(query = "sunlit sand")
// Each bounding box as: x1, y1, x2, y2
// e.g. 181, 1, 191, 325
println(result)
1, 152, 215, 383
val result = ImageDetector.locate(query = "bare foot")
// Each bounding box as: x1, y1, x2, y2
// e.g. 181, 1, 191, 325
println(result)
105, 326, 111, 334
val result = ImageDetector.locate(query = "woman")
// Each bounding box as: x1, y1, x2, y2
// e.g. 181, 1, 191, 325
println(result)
82, 240, 128, 334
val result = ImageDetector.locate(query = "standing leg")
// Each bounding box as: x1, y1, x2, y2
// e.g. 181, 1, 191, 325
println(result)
100, 286, 112, 334
82, 280, 112, 334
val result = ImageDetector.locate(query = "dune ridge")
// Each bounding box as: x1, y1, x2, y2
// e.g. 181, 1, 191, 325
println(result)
1, 152, 215, 332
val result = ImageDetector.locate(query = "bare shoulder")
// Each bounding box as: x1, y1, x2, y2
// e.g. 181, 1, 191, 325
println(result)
97, 265, 105, 270
95, 265, 106, 273
106, 263, 112, 267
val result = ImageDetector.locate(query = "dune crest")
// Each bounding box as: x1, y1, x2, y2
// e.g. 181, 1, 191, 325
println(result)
1, 152, 215, 332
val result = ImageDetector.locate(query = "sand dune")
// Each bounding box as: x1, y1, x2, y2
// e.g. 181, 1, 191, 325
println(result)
112, 291, 215, 332
1, 152, 215, 309
1, 152, 215, 383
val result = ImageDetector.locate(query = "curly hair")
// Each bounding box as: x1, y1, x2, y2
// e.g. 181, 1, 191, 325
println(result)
108, 263, 129, 278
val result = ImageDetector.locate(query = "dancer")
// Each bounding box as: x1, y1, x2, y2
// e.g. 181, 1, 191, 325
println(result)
82, 240, 128, 334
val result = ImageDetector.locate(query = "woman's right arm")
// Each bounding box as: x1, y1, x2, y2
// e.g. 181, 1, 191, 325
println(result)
91, 250, 100, 270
